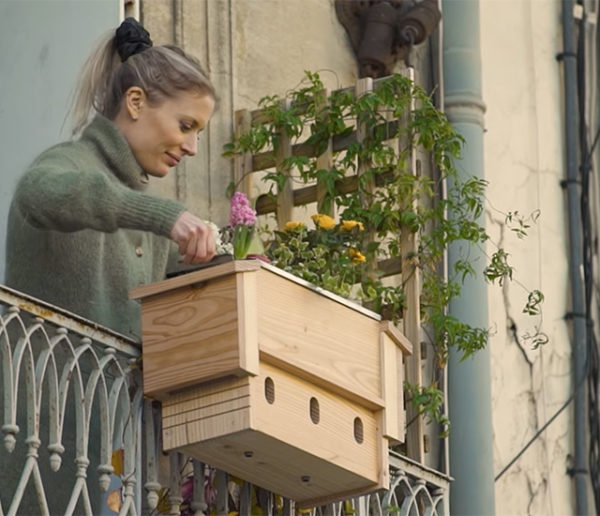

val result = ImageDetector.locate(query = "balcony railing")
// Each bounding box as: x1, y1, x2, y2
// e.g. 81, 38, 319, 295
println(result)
0, 285, 449, 515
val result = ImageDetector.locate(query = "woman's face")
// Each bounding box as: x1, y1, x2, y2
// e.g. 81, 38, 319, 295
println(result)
119, 88, 215, 177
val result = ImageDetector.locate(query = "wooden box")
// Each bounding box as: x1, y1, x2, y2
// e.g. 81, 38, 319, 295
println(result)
131, 260, 412, 506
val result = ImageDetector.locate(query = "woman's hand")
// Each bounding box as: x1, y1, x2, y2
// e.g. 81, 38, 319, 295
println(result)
170, 211, 216, 264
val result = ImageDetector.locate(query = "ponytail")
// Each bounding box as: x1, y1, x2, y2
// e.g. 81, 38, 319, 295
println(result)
70, 18, 216, 135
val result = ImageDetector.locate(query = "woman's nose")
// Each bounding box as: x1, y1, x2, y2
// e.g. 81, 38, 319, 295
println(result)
181, 134, 198, 156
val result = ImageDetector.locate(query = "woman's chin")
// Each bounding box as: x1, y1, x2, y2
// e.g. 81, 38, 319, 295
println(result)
146, 167, 170, 179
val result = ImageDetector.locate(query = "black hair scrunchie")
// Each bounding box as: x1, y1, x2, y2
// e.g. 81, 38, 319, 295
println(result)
115, 17, 153, 62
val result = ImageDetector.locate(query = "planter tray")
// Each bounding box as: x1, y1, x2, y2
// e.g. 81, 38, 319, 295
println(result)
131, 259, 412, 506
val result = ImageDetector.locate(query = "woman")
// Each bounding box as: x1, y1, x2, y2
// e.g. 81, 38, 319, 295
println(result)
5, 18, 218, 340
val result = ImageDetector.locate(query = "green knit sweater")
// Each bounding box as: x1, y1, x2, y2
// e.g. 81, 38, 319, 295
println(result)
5, 116, 187, 340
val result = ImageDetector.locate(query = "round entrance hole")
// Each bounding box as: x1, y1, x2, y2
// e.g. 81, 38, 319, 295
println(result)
309, 397, 320, 424
264, 377, 275, 404
353, 417, 364, 444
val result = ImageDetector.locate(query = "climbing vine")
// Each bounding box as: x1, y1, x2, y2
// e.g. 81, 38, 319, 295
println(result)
224, 70, 544, 431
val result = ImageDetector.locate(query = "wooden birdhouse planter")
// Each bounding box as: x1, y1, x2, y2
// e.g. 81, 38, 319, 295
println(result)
131, 259, 412, 507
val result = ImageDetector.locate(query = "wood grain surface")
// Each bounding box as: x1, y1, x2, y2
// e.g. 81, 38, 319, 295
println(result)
162, 362, 388, 506
256, 269, 384, 407
140, 274, 244, 398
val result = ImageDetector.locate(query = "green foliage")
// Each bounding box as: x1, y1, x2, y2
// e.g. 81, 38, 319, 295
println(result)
484, 248, 513, 285
404, 381, 450, 438
506, 209, 541, 239
523, 289, 544, 316
267, 218, 369, 300
224, 70, 544, 434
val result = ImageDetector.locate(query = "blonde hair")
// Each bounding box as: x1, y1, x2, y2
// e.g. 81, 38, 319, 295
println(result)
71, 28, 216, 134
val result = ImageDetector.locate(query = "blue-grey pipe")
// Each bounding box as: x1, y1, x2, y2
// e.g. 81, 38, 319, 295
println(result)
442, 0, 496, 514
561, 1, 589, 514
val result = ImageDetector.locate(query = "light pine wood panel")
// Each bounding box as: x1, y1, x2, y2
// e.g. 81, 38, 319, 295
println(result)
177, 431, 382, 507
184, 406, 252, 444
379, 322, 409, 443
130, 259, 260, 300
251, 363, 384, 480
162, 383, 251, 427
163, 395, 251, 430
381, 331, 406, 443
162, 423, 188, 450
236, 271, 259, 375
256, 270, 383, 406
162, 374, 249, 404
140, 275, 243, 397
164, 407, 252, 450
162, 379, 251, 418
164, 362, 388, 506
380, 320, 413, 356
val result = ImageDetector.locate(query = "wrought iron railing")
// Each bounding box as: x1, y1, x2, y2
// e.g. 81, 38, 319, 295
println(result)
0, 285, 142, 516
0, 285, 448, 515
144, 453, 449, 515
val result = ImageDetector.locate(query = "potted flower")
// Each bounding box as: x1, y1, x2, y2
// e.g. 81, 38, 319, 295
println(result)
131, 199, 412, 507
229, 191, 257, 259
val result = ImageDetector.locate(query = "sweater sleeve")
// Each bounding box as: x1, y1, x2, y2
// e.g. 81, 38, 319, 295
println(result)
14, 160, 186, 238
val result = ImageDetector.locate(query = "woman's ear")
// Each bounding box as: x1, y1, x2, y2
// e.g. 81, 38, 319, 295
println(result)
124, 86, 146, 121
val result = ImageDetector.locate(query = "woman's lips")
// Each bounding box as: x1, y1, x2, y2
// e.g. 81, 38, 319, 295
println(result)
166, 152, 181, 166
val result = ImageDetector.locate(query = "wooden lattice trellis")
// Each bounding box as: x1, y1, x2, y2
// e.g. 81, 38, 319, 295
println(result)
232, 71, 427, 465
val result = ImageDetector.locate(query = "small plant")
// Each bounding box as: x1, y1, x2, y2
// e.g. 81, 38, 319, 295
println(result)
265, 214, 405, 319
404, 381, 450, 437
224, 70, 544, 432
229, 192, 257, 259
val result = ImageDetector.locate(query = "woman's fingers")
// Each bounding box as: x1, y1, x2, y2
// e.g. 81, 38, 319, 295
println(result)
170, 211, 216, 264
182, 226, 199, 264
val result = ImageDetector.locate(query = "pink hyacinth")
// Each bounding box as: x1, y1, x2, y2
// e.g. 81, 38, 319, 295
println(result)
229, 192, 257, 227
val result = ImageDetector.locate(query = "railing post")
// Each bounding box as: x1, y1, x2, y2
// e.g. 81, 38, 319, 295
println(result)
144, 399, 162, 512
215, 469, 229, 514
168, 452, 183, 515
190, 460, 208, 515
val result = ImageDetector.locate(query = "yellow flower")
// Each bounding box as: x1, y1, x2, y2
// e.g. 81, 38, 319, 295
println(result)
349, 248, 366, 263
311, 213, 336, 230
340, 220, 364, 232
284, 221, 306, 231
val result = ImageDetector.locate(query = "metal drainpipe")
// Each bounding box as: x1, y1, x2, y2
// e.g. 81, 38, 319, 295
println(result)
442, 0, 496, 514
562, 1, 589, 514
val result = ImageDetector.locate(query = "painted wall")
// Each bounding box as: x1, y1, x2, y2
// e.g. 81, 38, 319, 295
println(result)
0, 0, 119, 280
480, 1, 574, 514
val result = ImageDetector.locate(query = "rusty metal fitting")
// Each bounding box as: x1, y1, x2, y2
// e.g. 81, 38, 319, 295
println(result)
335, 0, 442, 77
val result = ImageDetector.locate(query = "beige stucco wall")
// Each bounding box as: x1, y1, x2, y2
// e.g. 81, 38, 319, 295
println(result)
481, 1, 573, 514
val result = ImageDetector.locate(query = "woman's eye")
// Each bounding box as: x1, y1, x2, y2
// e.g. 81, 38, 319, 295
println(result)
180, 122, 193, 132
